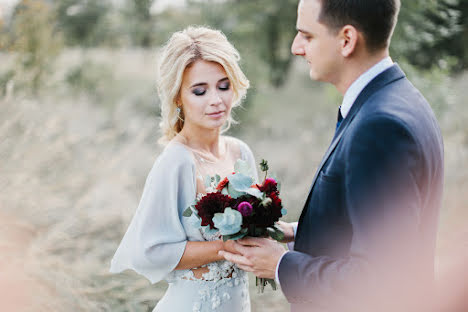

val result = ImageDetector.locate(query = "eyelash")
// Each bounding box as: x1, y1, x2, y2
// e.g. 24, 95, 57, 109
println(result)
192, 83, 231, 96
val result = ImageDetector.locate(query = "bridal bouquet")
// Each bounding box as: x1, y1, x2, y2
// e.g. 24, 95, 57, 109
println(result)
183, 159, 287, 292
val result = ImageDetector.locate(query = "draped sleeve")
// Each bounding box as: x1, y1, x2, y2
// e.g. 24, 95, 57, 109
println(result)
110, 143, 196, 284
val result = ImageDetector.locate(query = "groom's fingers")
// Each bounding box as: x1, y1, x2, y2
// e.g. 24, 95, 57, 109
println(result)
237, 237, 264, 247
219, 250, 253, 267
232, 240, 256, 255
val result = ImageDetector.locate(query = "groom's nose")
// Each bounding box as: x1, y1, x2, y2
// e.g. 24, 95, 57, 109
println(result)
291, 33, 305, 56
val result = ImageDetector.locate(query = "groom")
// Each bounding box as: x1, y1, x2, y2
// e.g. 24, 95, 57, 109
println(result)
220, 0, 444, 311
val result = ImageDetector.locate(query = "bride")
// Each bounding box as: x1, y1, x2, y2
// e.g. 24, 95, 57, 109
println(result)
110, 26, 257, 312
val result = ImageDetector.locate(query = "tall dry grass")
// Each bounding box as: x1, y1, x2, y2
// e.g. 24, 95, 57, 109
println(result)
0, 49, 467, 311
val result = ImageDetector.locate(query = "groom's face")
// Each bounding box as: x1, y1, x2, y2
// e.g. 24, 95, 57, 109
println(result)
291, 0, 342, 83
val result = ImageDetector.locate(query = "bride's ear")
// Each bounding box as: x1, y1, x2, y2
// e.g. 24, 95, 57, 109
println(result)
339, 25, 359, 57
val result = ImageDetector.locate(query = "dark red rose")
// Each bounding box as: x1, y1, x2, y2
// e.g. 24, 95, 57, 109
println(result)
268, 191, 283, 220
258, 178, 278, 194
195, 193, 233, 229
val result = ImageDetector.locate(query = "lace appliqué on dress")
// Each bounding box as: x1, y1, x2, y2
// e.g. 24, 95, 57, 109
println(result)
166, 264, 249, 312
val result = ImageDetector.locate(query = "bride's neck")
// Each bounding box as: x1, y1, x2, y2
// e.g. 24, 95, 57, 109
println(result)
177, 124, 223, 157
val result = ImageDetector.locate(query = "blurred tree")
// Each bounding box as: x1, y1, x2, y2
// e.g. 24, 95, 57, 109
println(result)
54, 0, 110, 46
122, 0, 157, 47
9, 0, 63, 92
189, 0, 466, 88
189, 0, 297, 87
392, 0, 465, 72
435, 0, 468, 72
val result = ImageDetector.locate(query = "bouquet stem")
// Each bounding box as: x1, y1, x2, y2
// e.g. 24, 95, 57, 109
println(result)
256, 277, 277, 293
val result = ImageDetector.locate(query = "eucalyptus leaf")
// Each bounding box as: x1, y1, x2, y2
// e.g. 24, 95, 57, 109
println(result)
215, 174, 221, 184
227, 183, 246, 198
204, 175, 212, 188
267, 227, 285, 242
202, 225, 219, 236
245, 187, 263, 199
222, 231, 247, 242
183, 207, 193, 217
221, 187, 229, 195
229, 173, 253, 191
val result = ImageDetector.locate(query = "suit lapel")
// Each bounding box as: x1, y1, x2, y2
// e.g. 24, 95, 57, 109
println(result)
298, 64, 406, 227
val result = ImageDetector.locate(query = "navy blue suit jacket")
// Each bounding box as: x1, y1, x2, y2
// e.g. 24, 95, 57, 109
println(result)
278, 65, 444, 311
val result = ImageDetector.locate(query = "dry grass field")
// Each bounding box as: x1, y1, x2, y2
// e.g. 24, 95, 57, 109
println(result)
1, 49, 467, 311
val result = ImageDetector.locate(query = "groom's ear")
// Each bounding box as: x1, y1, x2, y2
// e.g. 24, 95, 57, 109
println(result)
339, 25, 359, 58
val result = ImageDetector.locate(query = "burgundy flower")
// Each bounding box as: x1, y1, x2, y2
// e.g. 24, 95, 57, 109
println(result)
258, 178, 278, 194
268, 191, 283, 219
195, 193, 233, 229
236, 201, 253, 217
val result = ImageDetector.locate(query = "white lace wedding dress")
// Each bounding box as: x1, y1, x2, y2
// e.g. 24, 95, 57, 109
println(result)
110, 137, 258, 312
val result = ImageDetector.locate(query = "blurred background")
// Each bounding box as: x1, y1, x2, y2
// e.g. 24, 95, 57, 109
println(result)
0, 0, 467, 311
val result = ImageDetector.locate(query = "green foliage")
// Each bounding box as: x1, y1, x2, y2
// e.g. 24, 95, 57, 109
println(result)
54, 0, 111, 46
392, 0, 464, 72
65, 58, 115, 102
9, 0, 63, 93
122, 0, 157, 47
188, 0, 298, 87
433, 0, 468, 72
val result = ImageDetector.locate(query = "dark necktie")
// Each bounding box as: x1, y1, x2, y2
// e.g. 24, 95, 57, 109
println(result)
336, 106, 343, 132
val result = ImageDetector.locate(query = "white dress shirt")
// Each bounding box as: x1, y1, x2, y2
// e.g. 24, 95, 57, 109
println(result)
274, 56, 394, 286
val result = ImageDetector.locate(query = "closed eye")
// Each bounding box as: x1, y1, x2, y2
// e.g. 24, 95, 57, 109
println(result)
192, 87, 206, 96
218, 81, 230, 91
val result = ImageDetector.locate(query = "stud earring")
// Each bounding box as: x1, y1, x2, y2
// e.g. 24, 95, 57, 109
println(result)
176, 107, 181, 115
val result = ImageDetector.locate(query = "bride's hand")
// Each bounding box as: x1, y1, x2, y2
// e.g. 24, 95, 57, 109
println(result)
276, 221, 295, 243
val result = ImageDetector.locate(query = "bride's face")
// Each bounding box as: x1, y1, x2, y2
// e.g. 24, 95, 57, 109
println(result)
179, 60, 233, 131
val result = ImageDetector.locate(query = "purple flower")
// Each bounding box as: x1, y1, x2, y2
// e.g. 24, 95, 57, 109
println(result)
236, 201, 253, 217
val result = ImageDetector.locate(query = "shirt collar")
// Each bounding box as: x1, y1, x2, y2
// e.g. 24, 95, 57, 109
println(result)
340, 56, 394, 119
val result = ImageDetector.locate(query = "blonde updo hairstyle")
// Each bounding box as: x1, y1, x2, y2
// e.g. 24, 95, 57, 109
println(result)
157, 26, 250, 145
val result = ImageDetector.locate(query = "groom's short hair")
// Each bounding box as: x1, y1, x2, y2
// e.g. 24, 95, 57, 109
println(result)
316, 0, 401, 52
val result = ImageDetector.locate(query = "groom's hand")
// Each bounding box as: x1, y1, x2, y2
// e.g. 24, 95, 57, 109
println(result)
222, 239, 241, 255
276, 221, 295, 243
218, 237, 286, 279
